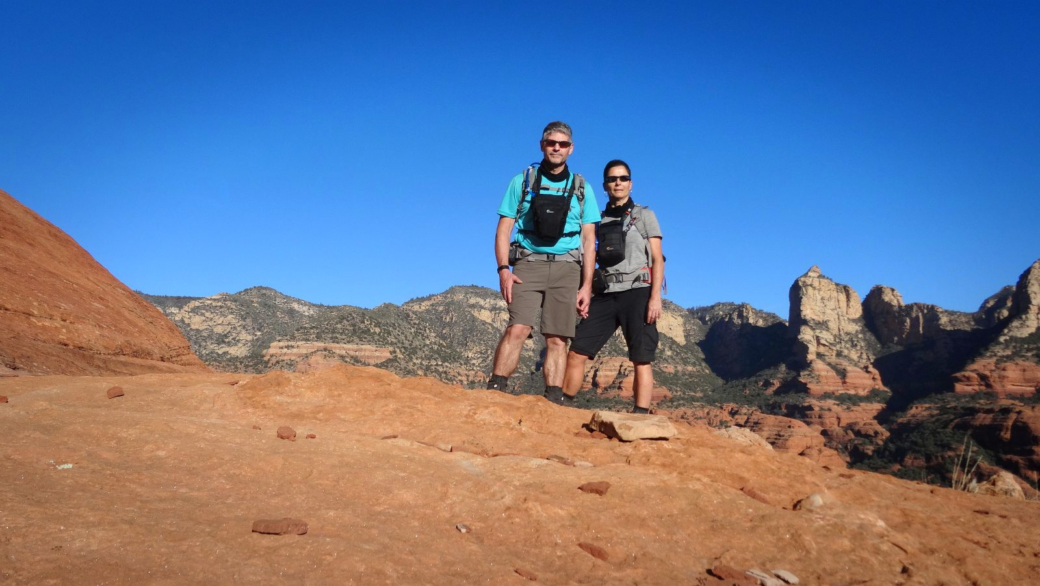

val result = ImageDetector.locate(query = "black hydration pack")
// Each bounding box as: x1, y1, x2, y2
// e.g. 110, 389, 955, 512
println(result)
596, 220, 627, 267
515, 164, 585, 244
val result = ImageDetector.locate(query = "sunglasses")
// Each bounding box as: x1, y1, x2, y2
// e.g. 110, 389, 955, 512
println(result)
605, 175, 631, 183
542, 139, 572, 148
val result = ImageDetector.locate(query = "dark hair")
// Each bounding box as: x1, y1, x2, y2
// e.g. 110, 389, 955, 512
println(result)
603, 159, 631, 180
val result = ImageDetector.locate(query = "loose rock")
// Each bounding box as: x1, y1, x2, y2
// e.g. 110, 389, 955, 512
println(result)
577, 541, 609, 561
106, 386, 124, 399
589, 411, 677, 441
0, 395, 7, 403
380, 434, 399, 440
514, 567, 538, 581
578, 481, 611, 496
746, 568, 784, 586
251, 518, 308, 535
455, 523, 471, 533
793, 493, 825, 511
976, 471, 1025, 499
252, 425, 261, 430
306, 434, 316, 439
708, 565, 755, 584
771, 569, 800, 584
276, 426, 297, 441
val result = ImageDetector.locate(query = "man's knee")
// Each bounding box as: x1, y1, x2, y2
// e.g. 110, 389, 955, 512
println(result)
504, 324, 532, 341
544, 334, 567, 351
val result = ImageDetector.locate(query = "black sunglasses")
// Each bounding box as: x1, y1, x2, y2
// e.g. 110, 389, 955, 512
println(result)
542, 139, 572, 148
605, 175, 631, 183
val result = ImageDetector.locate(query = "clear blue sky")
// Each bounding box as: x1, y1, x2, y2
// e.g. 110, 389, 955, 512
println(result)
2, 1, 1038, 318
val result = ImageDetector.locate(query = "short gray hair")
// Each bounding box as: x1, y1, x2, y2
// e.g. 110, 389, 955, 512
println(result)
541, 121, 573, 140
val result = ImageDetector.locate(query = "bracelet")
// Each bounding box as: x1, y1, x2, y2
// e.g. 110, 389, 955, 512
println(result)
497, 265, 510, 273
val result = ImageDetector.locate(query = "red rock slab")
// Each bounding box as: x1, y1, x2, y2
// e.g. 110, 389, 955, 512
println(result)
515, 567, 538, 581
708, 564, 756, 584
0, 395, 8, 403
276, 426, 296, 441
251, 518, 308, 536
106, 386, 125, 399
578, 542, 609, 561
578, 481, 611, 496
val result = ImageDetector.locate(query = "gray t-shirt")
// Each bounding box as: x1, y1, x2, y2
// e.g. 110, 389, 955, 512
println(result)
599, 205, 663, 293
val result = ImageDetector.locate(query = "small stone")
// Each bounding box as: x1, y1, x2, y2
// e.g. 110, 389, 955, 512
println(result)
276, 426, 297, 441
251, 518, 308, 535
106, 386, 125, 399
793, 493, 825, 511
226, 381, 239, 386
514, 567, 538, 581
306, 434, 316, 439
547, 454, 575, 466
741, 486, 773, 506
709, 565, 755, 585
252, 425, 262, 430
577, 541, 609, 561
771, 569, 801, 584
589, 411, 677, 441
578, 481, 611, 496
589, 430, 609, 439
380, 434, 399, 440
455, 523, 471, 533
746, 568, 784, 586
0, 396, 8, 403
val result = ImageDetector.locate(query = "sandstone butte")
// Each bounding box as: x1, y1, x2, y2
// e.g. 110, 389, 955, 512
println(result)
0, 189, 207, 376
4, 364, 1040, 584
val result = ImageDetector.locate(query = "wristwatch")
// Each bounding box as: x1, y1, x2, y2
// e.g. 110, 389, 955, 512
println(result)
497, 265, 510, 273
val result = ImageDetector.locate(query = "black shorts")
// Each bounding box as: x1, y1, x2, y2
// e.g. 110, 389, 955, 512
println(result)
569, 286, 658, 363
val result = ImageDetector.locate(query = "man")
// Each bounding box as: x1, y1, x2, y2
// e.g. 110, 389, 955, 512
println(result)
486, 121, 600, 403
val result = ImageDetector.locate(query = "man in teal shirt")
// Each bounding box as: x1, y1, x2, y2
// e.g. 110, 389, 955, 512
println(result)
487, 121, 601, 404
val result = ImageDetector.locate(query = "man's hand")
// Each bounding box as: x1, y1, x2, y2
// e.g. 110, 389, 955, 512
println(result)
576, 286, 591, 319
500, 270, 523, 304
646, 294, 662, 324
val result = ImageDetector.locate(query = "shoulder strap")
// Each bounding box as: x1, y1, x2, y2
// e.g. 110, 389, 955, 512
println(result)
517, 164, 540, 217
572, 173, 585, 222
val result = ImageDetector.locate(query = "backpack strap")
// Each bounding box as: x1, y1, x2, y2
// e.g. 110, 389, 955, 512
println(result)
514, 164, 542, 242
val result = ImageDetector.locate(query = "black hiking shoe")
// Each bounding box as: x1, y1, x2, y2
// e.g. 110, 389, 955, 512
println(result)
632, 406, 650, 414
487, 374, 508, 391
544, 386, 576, 407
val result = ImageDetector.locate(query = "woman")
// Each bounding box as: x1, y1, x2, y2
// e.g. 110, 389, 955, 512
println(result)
555, 159, 665, 413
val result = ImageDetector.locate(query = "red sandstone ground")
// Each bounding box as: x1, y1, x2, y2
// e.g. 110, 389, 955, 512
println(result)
3, 365, 1040, 584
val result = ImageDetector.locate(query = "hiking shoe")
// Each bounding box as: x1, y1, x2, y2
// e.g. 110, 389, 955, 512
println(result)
544, 386, 576, 406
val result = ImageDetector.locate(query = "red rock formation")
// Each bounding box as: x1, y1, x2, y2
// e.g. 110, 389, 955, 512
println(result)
953, 360, 1040, 396
953, 405, 1040, 482
953, 260, 1040, 397
786, 266, 886, 395
0, 189, 207, 375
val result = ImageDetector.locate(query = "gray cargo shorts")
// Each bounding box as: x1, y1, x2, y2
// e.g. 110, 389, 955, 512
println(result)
507, 260, 581, 338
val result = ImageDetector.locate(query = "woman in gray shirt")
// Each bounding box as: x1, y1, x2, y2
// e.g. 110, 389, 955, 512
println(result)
549, 159, 665, 413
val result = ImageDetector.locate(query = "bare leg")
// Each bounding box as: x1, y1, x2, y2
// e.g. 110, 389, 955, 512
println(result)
633, 362, 653, 410
542, 335, 568, 387
563, 351, 588, 397
492, 324, 533, 377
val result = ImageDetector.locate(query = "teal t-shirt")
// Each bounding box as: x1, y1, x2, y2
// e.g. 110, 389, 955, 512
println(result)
497, 168, 601, 254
